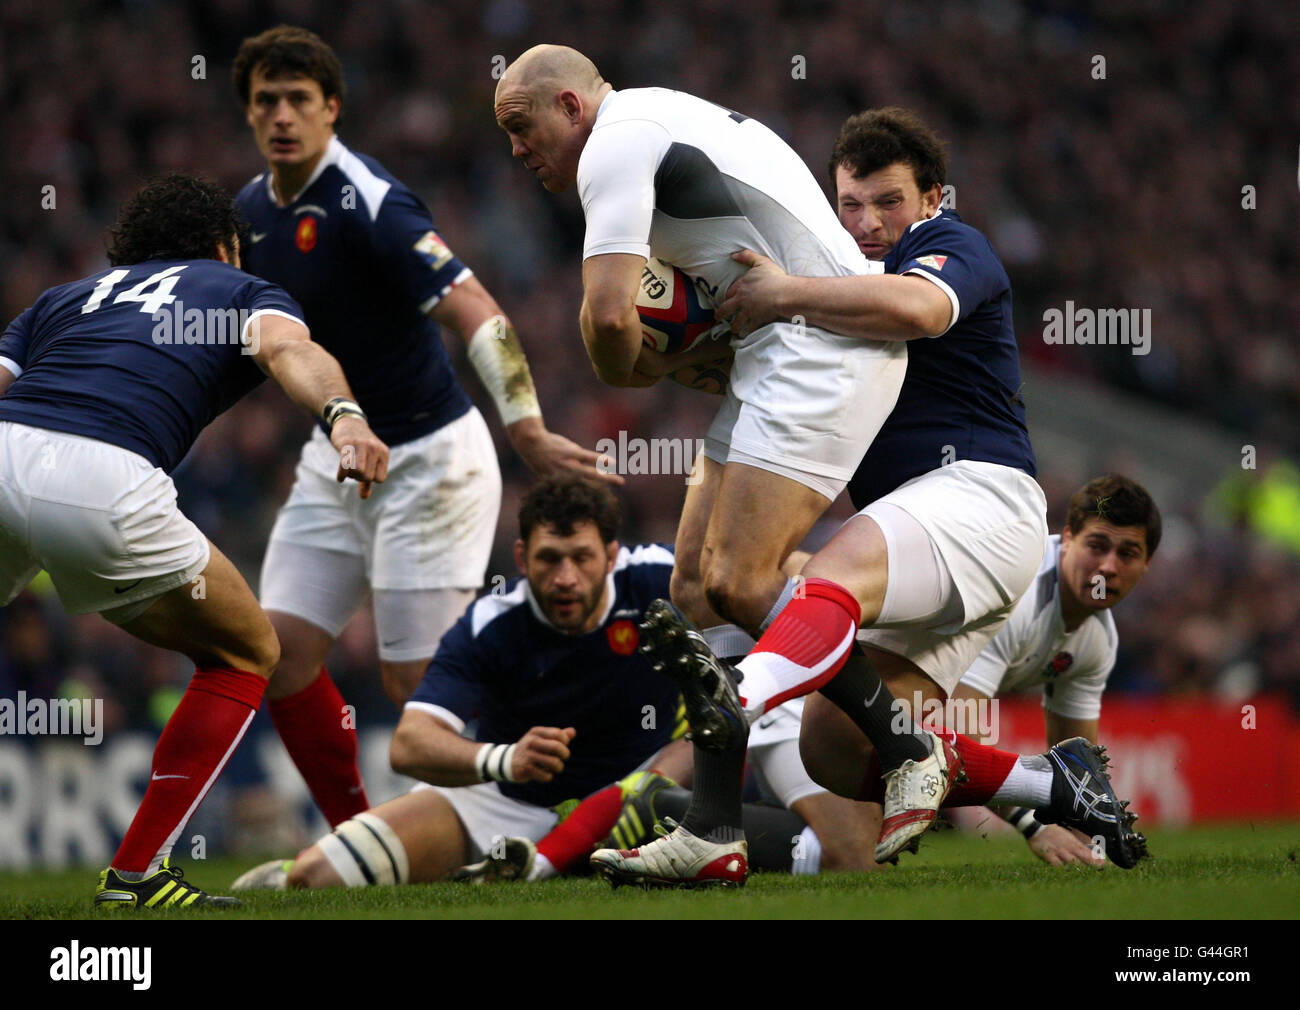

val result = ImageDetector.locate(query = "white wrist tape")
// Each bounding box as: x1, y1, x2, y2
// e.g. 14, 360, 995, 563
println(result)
474, 742, 519, 783
466, 314, 542, 427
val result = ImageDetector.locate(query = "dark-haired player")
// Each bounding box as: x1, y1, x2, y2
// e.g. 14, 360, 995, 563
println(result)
233, 477, 684, 888
233, 477, 879, 890
803, 475, 1160, 867
593, 108, 1145, 885
0, 174, 387, 907
230, 27, 615, 831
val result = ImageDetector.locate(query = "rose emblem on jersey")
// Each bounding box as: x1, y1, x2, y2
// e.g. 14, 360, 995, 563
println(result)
295, 216, 318, 253
1049, 651, 1074, 675
607, 619, 639, 656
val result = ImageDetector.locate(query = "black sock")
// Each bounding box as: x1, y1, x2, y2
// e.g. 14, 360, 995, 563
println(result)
819, 643, 930, 772
657, 787, 805, 870
678, 738, 747, 841
678, 655, 748, 841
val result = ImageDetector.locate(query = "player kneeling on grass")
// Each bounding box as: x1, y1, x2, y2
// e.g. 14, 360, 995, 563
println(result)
234, 477, 879, 890
0, 174, 388, 908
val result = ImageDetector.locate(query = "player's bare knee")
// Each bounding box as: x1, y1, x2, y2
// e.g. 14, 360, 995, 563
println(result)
702, 568, 766, 632
243, 623, 281, 679
669, 566, 704, 613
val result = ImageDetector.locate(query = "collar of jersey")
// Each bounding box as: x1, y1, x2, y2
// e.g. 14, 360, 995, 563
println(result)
265, 135, 345, 208
593, 89, 617, 125
522, 570, 618, 635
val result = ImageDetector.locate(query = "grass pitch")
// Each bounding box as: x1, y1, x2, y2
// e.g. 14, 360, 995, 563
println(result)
3, 822, 1296, 920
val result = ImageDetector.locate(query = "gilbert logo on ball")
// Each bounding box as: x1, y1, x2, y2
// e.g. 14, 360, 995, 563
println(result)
636, 257, 717, 353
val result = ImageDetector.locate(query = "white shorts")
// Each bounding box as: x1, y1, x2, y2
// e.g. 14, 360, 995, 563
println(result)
412, 780, 560, 862
0, 422, 209, 618
703, 321, 907, 501
747, 698, 825, 808
260, 407, 501, 648
857, 461, 1047, 694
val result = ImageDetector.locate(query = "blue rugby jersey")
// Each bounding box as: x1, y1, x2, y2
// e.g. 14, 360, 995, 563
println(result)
0, 259, 302, 472
236, 136, 474, 446
848, 210, 1036, 509
407, 545, 681, 808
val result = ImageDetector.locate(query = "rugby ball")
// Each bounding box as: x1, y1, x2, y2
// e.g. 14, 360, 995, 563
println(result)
636, 257, 717, 353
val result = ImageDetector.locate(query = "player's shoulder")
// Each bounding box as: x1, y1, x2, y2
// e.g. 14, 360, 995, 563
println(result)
467, 578, 531, 640
611, 543, 674, 607
234, 171, 269, 209
330, 140, 402, 220
615, 542, 675, 570
893, 210, 1003, 268
583, 89, 677, 154
1080, 605, 1120, 664
594, 87, 678, 123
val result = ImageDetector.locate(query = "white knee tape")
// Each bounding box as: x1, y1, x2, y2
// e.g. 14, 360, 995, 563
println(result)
319, 812, 411, 887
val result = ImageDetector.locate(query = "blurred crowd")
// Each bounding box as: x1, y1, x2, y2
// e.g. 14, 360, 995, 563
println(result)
1, 0, 1297, 738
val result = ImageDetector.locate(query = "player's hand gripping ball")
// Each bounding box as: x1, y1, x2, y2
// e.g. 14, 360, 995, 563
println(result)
636, 257, 717, 353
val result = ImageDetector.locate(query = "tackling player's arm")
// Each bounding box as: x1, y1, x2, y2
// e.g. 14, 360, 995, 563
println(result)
720, 249, 951, 340
249, 311, 389, 497
430, 275, 621, 484
0, 366, 14, 397
389, 707, 577, 786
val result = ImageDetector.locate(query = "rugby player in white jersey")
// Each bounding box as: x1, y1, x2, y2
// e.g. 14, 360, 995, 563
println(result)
494, 47, 955, 885
572, 104, 1145, 882
801, 474, 1159, 867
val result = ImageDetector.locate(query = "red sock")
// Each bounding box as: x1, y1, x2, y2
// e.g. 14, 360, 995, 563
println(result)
537, 783, 625, 872
269, 667, 368, 827
857, 731, 1020, 807
113, 666, 265, 874
942, 731, 1020, 806
741, 578, 862, 713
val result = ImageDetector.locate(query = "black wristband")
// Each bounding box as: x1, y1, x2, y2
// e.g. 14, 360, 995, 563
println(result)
1004, 806, 1045, 839
323, 396, 366, 431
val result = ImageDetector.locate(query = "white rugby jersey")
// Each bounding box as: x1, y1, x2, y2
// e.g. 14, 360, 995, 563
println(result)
577, 88, 880, 310
959, 535, 1117, 720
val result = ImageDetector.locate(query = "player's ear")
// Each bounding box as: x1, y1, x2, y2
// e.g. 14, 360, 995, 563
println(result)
513, 538, 527, 575
604, 539, 620, 573
922, 183, 943, 216
324, 94, 341, 128
558, 89, 582, 123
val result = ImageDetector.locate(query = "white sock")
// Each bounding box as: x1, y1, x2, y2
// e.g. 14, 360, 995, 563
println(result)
791, 826, 822, 875
990, 754, 1053, 807
702, 624, 756, 659
527, 853, 557, 882
760, 577, 797, 632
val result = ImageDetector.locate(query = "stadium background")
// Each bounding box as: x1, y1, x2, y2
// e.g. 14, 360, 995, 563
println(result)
0, 0, 1296, 867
